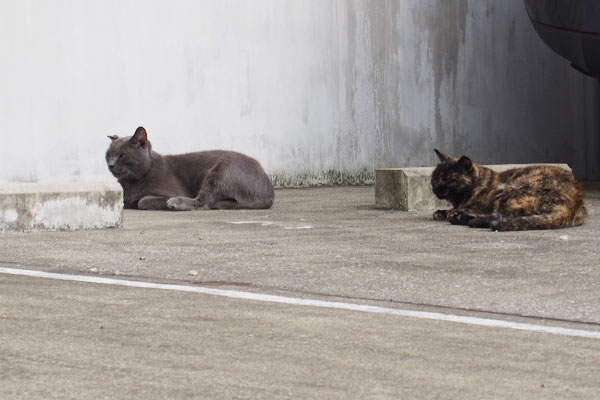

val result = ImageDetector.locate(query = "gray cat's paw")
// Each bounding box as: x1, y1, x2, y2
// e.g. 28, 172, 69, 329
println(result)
137, 198, 151, 210
138, 196, 168, 210
166, 196, 199, 211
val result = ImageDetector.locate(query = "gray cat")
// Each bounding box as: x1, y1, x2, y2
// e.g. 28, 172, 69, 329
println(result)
106, 126, 274, 210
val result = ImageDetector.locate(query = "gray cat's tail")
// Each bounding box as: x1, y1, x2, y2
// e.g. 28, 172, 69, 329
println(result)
213, 196, 274, 210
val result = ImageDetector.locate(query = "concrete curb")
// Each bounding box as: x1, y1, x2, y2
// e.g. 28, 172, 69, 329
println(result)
0, 182, 123, 232
375, 164, 572, 211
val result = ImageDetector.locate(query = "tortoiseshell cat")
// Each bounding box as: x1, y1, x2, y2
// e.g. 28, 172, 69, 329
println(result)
431, 149, 586, 231
106, 126, 274, 211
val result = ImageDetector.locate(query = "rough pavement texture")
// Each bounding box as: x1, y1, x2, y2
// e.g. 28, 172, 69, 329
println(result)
1, 187, 599, 398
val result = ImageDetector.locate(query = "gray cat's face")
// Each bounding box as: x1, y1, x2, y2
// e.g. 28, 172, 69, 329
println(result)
106, 127, 152, 180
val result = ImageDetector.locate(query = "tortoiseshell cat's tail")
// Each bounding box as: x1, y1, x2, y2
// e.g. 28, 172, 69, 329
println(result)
486, 204, 587, 231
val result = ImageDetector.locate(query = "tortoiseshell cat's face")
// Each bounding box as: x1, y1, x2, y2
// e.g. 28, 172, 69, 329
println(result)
431, 149, 476, 207
105, 127, 152, 181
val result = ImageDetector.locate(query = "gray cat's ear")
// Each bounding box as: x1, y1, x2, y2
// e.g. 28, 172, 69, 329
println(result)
107, 135, 119, 141
131, 126, 148, 148
434, 149, 455, 163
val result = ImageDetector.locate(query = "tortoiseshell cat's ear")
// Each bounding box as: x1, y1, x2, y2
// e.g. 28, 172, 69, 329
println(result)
107, 135, 119, 141
434, 149, 455, 163
458, 155, 474, 172
131, 126, 148, 148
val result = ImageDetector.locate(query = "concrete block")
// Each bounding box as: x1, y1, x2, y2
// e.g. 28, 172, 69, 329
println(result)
375, 164, 571, 211
0, 182, 123, 232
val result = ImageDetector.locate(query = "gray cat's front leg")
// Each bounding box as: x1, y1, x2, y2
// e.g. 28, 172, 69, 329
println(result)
166, 196, 203, 211
137, 196, 169, 210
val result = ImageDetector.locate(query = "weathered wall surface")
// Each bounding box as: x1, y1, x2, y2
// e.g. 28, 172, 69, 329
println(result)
352, 1, 599, 179
0, 0, 597, 185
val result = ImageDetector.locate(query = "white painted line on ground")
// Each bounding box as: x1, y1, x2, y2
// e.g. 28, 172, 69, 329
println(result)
2, 266, 600, 340
230, 221, 274, 226
230, 221, 313, 229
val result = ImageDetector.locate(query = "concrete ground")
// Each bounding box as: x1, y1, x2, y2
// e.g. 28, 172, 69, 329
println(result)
1, 186, 600, 399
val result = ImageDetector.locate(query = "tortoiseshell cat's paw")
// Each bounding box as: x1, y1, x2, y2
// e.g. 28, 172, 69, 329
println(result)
447, 209, 462, 224
448, 210, 474, 225
433, 210, 449, 221
468, 217, 491, 229
488, 213, 508, 231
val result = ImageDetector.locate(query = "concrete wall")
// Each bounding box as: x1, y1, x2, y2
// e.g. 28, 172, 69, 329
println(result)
1, 0, 598, 185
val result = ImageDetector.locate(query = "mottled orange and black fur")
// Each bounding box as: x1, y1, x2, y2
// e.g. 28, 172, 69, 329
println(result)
431, 149, 586, 231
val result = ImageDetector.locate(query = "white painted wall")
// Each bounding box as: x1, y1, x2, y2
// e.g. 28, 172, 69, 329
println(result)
1, 0, 597, 185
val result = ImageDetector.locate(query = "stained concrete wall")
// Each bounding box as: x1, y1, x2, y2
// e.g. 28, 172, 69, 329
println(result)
0, 0, 598, 185
346, 1, 599, 180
